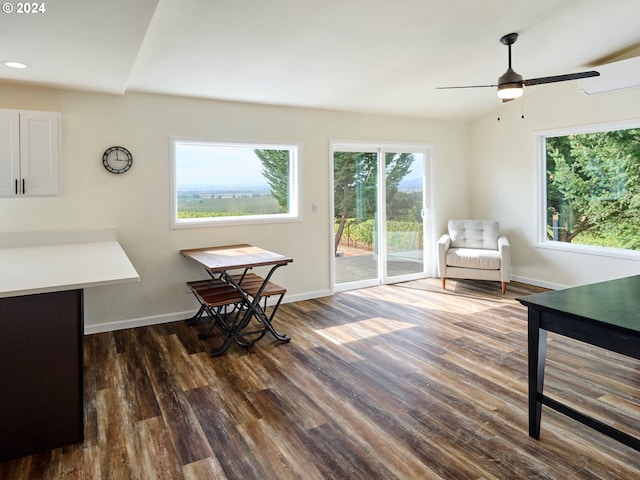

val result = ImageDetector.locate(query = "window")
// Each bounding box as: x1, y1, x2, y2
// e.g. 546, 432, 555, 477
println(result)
537, 121, 640, 256
171, 139, 300, 228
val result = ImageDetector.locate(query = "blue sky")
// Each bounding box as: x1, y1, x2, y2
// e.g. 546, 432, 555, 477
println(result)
176, 143, 424, 190
176, 143, 269, 187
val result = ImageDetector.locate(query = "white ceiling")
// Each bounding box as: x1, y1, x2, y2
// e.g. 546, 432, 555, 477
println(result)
2, 0, 640, 121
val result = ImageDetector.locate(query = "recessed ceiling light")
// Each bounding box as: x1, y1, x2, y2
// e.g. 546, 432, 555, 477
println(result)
3, 61, 29, 69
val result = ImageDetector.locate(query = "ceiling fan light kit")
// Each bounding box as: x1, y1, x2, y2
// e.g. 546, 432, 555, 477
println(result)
437, 32, 600, 101
497, 65, 524, 99
497, 84, 523, 100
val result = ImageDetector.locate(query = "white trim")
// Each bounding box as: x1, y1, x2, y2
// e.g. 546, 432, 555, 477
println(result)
535, 133, 547, 245
535, 118, 640, 138
510, 274, 565, 291
328, 143, 336, 295
169, 136, 302, 229
171, 212, 302, 228
83, 289, 331, 335
535, 239, 640, 261
85, 310, 192, 335
534, 119, 640, 255
285, 289, 333, 303
329, 140, 434, 290
429, 148, 438, 276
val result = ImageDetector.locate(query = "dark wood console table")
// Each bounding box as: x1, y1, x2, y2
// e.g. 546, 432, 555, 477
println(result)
517, 275, 640, 451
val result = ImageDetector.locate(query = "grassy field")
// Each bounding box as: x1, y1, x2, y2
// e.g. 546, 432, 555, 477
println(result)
177, 194, 282, 217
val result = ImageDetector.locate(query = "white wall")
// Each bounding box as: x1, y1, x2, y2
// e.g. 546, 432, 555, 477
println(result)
469, 82, 640, 289
0, 84, 468, 332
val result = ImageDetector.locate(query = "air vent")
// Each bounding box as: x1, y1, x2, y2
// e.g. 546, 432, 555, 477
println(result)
579, 56, 640, 95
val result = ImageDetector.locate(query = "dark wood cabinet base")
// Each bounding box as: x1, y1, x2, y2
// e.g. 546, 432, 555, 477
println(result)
0, 289, 84, 462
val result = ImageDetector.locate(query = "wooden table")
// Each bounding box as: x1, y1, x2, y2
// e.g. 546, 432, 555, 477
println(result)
180, 244, 292, 356
517, 275, 640, 451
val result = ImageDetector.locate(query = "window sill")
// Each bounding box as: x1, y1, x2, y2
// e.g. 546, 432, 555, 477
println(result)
536, 240, 640, 261
171, 213, 301, 229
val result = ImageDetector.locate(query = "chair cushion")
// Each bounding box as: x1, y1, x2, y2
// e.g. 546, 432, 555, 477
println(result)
448, 220, 500, 250
446, 247, 501, 270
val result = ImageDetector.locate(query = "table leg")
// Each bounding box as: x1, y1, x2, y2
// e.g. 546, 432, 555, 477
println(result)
210, 331, 237, 357
245, 265, 290, 342
257, 306, 290, 342
211, 265, 290, 356
528, 308, 547, 439
185, 304, 206, 326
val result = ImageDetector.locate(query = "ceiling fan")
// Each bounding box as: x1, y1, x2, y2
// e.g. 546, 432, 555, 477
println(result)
437, 32, 600, 101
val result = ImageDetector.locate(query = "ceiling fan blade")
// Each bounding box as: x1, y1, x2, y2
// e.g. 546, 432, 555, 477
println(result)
523, 70, 600, 86
435, 84, 497, 90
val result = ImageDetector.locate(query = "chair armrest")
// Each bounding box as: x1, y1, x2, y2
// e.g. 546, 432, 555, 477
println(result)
437, 234, 451, 277
497, 235, 510, 251
498, 236, 511, 282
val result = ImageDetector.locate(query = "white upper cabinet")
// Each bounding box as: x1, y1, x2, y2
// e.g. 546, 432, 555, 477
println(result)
0, 109, 61, 197
0, 110, 20, 197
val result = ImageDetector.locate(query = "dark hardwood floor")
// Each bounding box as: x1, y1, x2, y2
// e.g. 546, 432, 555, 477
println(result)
2, 278, 639, 479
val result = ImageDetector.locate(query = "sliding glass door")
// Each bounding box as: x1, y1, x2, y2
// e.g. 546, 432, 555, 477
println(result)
384, 150, 426, 279
333, 149, 379, 285
332, 143, 431, 290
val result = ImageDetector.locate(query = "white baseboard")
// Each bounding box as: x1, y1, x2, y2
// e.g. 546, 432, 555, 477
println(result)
83, 288, 333, 335
511, 274, 566, 291
284, 289, 332, 303
84, 310, 196, 335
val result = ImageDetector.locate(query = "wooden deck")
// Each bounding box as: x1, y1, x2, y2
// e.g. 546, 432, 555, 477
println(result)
335, 251, 424, 284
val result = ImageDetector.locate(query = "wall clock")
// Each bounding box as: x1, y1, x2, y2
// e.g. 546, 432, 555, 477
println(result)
102, 146, 133, 174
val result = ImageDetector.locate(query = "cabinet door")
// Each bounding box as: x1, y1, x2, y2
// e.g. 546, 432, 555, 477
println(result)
0, 289, 84, 461
0, 109, 20, 196
19, 111, 61, 196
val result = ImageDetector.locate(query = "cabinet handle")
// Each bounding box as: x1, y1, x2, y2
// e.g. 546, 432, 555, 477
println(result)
13, 179, 27, 194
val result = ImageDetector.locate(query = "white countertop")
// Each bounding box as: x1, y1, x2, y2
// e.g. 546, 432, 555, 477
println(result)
0, 240, 139, 298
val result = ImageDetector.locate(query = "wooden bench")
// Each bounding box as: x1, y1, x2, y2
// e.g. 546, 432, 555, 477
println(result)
186, 279, 244, 338
185, 273, 287, 343
230, 272, 286, 297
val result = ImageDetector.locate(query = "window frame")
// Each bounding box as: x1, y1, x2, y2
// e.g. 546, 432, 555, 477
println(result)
535, 119, 640, 260
170, 137, 301, 229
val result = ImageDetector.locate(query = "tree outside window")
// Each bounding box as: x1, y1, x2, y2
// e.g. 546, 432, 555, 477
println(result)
333, 151, 421, 255
544, 127, 640, 250
171, 140, 299, 228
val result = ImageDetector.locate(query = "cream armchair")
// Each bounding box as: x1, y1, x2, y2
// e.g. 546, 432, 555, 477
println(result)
437, 219, 511, 294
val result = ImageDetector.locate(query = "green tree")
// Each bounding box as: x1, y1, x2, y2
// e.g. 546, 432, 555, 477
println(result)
333, 152, 377, 253
385, 152, 421, 220
547, 129, 640, 248
254, 149, 290, 212
333, 152, 414, 253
